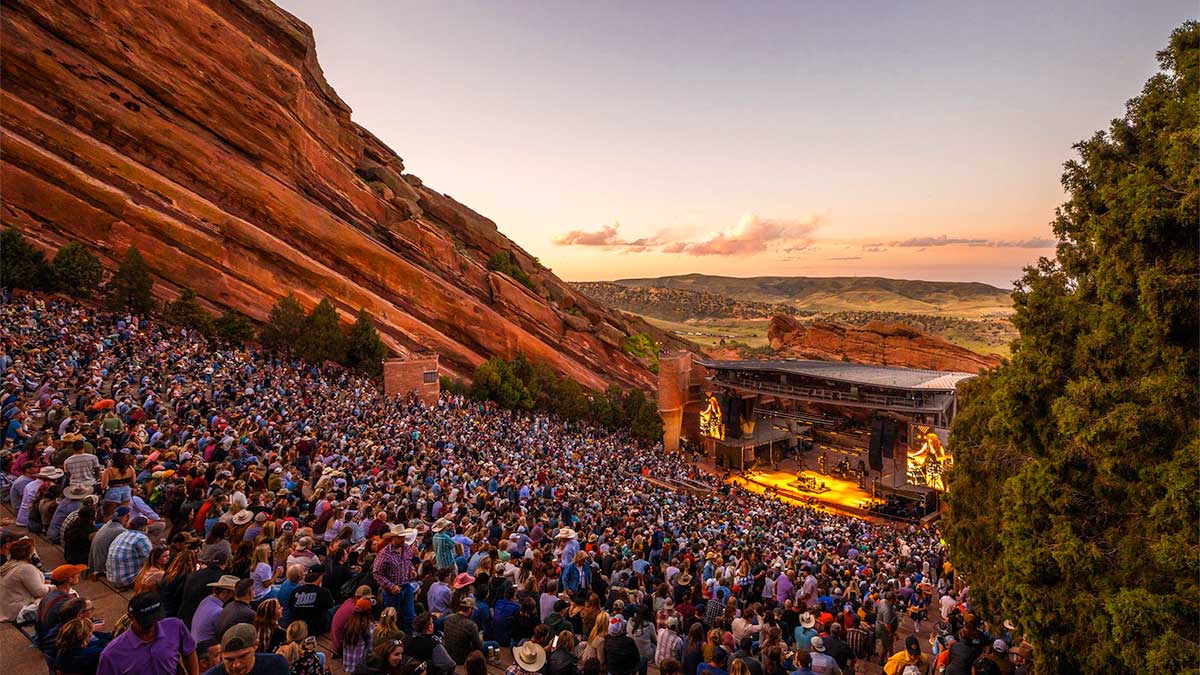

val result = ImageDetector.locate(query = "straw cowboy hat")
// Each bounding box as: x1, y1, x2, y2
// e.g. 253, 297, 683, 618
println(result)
37, 466, 64, 480
431, 518, 453, 533
513, 642, 546, 673
232, 510, 254, 526
63, 484, 92, 500
799, 612, 816, 628
383, 525, 419, 545
555, 528, 577, 540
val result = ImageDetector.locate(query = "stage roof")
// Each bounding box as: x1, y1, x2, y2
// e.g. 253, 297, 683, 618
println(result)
695, 358, 976, 391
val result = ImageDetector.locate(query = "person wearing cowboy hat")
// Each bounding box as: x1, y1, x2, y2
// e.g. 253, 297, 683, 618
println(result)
431, 518, 456, 571
47, 483, 93, 545
16, 466, 63, 527
507, 640, 546, 675
555, 527, 580, 572
794, 611, 818, 651
374, 524, 419, 633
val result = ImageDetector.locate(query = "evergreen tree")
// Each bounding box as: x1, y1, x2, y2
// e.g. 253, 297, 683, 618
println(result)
0, 228, 51, 291
163, 288, 214, 334
551, 378, 590, 421
345, 309, 389, 376
260, 293, 307, 353
105, 246, 155, 314
944, 23, 1198, 674
296, 298, 347, 364
470, 357, 533, 410
214, 310, 256, 345
50, 242, 104, 297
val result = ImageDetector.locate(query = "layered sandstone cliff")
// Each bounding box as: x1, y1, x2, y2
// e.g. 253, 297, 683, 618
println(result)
0, 0, 673, 389
767, 315, 1001, 373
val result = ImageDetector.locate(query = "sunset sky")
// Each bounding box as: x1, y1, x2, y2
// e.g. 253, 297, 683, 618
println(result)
279, 0, 1191, 288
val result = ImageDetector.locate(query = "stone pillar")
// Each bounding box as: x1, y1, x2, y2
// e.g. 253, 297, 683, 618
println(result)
383, 354, 440, 405
658, 351, 693, 453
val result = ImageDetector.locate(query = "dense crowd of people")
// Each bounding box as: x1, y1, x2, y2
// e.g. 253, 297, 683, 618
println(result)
0, 295, 1028, 675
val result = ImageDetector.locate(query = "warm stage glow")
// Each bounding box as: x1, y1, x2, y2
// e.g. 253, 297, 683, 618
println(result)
730, 465, 880, 517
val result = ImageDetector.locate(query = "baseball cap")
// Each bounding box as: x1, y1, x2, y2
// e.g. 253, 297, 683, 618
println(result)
221, 623, 257, 652
608, 616, 626, 636
129, 592, 166, 625
112, 506, 131, 520
50, 564, 87, 583
810, 636, 826, 652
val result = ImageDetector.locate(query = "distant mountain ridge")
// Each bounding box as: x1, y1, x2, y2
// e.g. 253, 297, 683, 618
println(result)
610, 273, 1013, 316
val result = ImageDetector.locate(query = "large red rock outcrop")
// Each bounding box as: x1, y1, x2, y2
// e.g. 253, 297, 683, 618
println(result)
767, 315, 1001, 373
0, 0, 674, 390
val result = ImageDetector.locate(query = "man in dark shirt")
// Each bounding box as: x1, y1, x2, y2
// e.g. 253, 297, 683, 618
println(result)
604, 615, 643, 675
214, 579, 256, 642
441, 596, 483, 665
288, 566, 334, 635
823, 623, 856, 673
177, 552, 229, 626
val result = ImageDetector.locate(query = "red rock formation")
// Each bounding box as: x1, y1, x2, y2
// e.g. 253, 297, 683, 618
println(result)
0, 0, 675, 389
767, 315, 1001, 373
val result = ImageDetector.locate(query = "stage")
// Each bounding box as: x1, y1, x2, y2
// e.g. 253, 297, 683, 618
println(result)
722, 451, 933, 522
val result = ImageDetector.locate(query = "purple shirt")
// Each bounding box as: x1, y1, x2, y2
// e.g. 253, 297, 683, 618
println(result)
775, 575, 795, 604
191, 594, 225, 643
98, 617, 196, 675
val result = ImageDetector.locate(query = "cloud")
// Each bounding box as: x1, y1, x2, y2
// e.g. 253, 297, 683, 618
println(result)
554, 212, 821, 257
862, 246, 887, 253
552, 222, 658, 248
827, 256, 862, 261
876, 235, 1056, 249
670, 212, 821, 256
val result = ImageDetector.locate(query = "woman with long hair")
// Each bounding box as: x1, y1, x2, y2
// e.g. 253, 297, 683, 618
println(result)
342, 598, 376, 674
62, 500, 98, 565
580, 610, 609, 668
133, 545, 171, 594
373, 606, 403, 645
682, 623, 705, 675
276, 621, 331, 675
254, 598, 286, 652
513, 596, 541, 645
355, 638, 405, 675
548, 630, 578, 675
201, 521, 232, 564
100, 451, 135, 518
161, 547, 199, 617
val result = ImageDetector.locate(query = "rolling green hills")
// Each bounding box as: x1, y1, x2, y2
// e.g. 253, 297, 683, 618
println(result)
612, 273, 1013, 317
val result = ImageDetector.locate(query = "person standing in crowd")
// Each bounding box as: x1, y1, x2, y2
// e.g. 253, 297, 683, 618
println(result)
96, 592, 199, 675
340, 597, 377, 674
442, 595, 483, 665
373, 526, 417, 633
405, 612, 457, 675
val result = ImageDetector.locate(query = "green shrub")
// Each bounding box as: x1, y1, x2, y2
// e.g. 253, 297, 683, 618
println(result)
487, 251, 534, 290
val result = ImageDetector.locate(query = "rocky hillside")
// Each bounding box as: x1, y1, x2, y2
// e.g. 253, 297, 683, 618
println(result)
0, 0, 676, 390
616, 274, 1013, 317
572, 281, 812, 321
768, 315, 1002, 373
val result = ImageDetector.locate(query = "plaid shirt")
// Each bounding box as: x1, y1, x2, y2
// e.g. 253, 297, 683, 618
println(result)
373, 542, 414, 589
106, 530, 151, 587
655, 628, 684, 664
